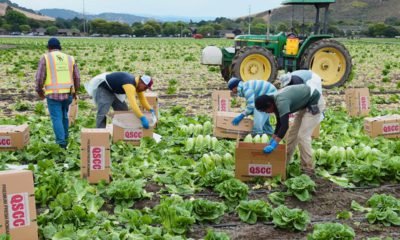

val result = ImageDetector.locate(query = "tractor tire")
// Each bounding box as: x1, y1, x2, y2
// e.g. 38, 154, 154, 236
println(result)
220, 65, 232, 82
232, 46, 278, 83
300, 39, 352, 89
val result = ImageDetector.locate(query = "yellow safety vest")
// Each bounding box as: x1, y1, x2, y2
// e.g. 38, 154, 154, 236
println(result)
43, 51, 74, 95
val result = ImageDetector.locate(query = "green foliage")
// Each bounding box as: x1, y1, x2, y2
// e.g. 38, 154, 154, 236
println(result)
215, 179, 249, 210
307, 223, 355, 240
351, 194, 400, 226
236, 200, 272, 224
154, 195, 195, 235
198, 25, 215, 37
200, 168, 234, 187
46, 26, 58, 35
284, 174, 316, 202
105, 179, 148, 206
192, 199, 226, 223
5, 9, 27, 26
272, 205, 310, 231
268, 192, 286, 205
204, 229, 230, 240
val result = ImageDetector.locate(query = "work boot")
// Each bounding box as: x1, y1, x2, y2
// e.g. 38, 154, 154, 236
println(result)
59, 144, 67, 150
308, 105, 320, 115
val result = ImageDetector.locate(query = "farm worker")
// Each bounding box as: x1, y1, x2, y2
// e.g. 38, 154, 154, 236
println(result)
35, 38, 80, 149
85, 72, 156, 129
227, 77, 277, 135
255, 84, 324, 174
279, 70, 322, 115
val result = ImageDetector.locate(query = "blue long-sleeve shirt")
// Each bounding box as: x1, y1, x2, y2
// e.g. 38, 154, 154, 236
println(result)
237, 80, 277, 116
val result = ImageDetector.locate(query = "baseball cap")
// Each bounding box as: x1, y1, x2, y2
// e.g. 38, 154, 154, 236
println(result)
141, 75, 153, 90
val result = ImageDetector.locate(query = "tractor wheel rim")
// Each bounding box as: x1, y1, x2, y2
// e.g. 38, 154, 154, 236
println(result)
310, 47, 347, 86
240, 54, 271, 81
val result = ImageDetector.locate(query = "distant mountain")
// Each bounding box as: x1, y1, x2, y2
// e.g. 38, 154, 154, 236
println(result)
39, 8, 215, 23
0, 0, 36, 14
39, 8, 148, 24
140, 14, 215, 22
0, 0, 54, 21
248, 0, 400, 25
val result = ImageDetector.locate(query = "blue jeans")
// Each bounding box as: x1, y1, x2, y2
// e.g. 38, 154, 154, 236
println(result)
47, 96, 73, 147
253, 109, 274, 135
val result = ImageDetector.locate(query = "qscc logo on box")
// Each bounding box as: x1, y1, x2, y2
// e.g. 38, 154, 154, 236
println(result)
219, 98, 227, 111
124, 129, 143, 140
90, 146, 105, 170
0, 136, 12, 147
248, 164, 272, 176
7, 193, 30, 229
359, 96, 369, 110
382, 123, 400, 134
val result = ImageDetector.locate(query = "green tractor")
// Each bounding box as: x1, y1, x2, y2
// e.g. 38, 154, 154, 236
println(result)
201, 0, 352, 88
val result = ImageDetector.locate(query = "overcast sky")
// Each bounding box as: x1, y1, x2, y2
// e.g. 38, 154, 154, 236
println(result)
11, 0, 282, 18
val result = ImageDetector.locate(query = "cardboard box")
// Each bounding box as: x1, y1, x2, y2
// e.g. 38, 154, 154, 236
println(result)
345, 88, 370, 117
213, 111, 253, 139
140, 92, 159, 117
68, 98, 78, 126
0, 124, 29, 151
81, 128, 111, 184
0, 170, 38, 239
288, 113, 320, 139
212, 90, 231, 113
106, 124, 113, 136
235, 142, 287, 181
112, 112, 154, 145
364, 114, 400, 138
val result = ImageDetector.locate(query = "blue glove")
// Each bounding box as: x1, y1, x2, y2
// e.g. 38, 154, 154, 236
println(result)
140, 116, 149, 129
232, 114, 245, 126
263, 139, 278, 154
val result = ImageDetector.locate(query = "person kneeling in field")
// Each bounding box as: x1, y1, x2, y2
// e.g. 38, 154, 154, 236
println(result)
227, 77, 277, 135
85, 72, 156, 128
255, 84, 324, 175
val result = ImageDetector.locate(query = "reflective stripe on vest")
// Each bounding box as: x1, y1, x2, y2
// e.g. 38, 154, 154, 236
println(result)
44, 51, 74, 95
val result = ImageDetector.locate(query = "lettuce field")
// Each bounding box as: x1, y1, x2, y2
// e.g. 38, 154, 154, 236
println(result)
0, 37, 400, 240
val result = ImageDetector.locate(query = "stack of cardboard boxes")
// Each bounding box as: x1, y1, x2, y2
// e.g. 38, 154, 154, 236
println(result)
213, 111, 254, 139
212, 90, 253, 139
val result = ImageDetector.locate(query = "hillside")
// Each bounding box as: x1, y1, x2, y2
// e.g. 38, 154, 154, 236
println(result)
0, 2, 54, 21
39, 8, 149, 24
251, 0, 400, 25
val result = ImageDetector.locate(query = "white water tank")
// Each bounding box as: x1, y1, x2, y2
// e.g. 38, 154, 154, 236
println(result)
201, 46, 223, 65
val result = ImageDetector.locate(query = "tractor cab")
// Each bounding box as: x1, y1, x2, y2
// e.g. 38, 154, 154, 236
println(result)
282, 0, 335, 35
201, 0, 352, 89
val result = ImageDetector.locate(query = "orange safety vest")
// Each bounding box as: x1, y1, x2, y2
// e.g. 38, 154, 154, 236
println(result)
43, 51, 74, 95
